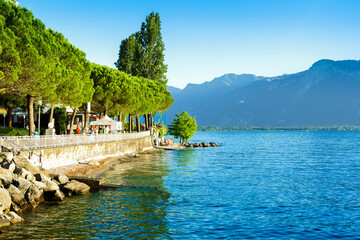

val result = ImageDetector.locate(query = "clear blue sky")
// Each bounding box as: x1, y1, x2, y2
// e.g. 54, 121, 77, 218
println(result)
20, 0, 360, 89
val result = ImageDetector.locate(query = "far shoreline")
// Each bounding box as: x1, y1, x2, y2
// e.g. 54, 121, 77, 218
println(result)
198, 126, 360, 131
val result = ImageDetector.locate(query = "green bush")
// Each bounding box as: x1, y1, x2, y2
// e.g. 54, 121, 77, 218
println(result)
0, 127, 28, 136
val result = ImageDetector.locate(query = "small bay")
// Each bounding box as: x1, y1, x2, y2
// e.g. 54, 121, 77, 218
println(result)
4, 131, 360, 239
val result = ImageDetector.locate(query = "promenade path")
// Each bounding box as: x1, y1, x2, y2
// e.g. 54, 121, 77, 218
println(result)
0, 131, 151, 152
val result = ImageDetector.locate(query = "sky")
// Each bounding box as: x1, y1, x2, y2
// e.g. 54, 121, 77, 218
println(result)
19, 0, 360, 89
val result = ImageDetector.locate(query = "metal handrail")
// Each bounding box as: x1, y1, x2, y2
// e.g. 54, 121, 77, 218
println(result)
0, 131, 150, 151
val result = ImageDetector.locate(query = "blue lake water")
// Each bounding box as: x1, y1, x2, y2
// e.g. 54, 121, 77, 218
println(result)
4, 131, 360, 239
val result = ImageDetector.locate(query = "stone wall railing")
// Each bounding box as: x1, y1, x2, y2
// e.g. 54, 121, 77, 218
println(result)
0, 131, 151, 151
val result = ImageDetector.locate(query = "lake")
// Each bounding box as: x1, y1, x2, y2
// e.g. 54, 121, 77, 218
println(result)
4, 131, 360, 239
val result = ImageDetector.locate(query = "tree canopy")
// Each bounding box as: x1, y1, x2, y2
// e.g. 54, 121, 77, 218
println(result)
168, 111, 197, 144
0, 0, 93, 135
0, 2, 171, 135
91, 64, 173, 118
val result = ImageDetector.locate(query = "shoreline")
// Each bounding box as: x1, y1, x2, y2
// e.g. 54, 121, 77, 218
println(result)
45, 147, 163, 178
45, 143, 186, 179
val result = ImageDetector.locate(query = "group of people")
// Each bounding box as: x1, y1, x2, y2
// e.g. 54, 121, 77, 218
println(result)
75, 124, 112, 134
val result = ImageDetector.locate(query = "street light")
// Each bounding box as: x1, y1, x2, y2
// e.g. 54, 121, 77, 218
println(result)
38, 100, 42, 134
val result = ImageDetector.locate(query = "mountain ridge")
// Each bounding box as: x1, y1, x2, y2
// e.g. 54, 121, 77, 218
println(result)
167, 59, 360, 127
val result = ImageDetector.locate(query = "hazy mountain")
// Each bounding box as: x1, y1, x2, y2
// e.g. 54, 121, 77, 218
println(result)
167, 59, 360, 127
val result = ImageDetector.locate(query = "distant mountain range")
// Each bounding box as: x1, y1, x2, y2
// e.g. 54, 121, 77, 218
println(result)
167, 59, 360, 127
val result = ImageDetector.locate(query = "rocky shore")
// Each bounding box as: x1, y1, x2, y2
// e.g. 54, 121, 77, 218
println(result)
0, 152, 91, 229
185, 142, 219, 147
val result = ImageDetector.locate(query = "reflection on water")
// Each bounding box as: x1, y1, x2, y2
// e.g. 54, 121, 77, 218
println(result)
4, 152, 174, 239
3, 131, 360, 239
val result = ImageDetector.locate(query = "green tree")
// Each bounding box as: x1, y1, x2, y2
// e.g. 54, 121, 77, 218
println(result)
53, 107, 67, 134
139, 12, 167, 84
168, 111, 197, 144
115, 12, 167, 84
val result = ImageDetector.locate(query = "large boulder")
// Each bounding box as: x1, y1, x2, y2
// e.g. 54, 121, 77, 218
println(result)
0, 211, 24, 224
14, 167, 35, 181
31, 180, 47, 190
42, 179, 59, 192
7, 184, 27, 209
209, 142, 219, 147
34, 173, 49, 182
61, 180, 90, 196
53, 174, 69, 185
0, 152, 14, 162
13, 156, 42, 175
7, 211, 24, 224
202, 142, 210, 147
44, 189, 65, 202
1, 161, 15, 173
0, 173, 12, 187
25, 184, 43, 208
0, 188, 11, 214
33, 174, 59, 191
12, 177, 32, 194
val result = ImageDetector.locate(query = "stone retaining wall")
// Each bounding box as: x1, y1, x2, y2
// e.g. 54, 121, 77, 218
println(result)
21, 136, 153, 169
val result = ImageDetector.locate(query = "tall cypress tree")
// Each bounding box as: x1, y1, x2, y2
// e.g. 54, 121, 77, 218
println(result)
115, 12, 167, 84
139, 12, 167, 84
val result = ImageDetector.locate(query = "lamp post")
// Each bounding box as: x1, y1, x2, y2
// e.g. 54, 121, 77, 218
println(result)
23, 115, 26, 129
38, 100, 42, 134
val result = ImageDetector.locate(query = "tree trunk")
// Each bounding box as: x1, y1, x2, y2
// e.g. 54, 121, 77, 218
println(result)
6, 106, 13, 127
27, 95, 35, 136
119, 112, 123, 123
128, 114, 132, 133
69, 108, 78, 135
144, 114, 148, 130
49, 104, 54, 126
83, 103, 89, 133
149, 113, 154, 127
136, 115, 140, 132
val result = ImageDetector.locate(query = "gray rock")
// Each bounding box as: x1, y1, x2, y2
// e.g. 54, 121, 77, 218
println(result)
31, 180, 47, 190
0, 167, 14, 179
52, 179, 60, 186
14, 167, 34, 181
34, 173, 49, 182
0, 173, 12, 186
202, 142, 210, 147
0, 188, 12, 214
0, 152, 14, 162
42, 179, 59, 192
209, 142, 219, 147
13, 156, 41, 175
7, 184, 27, 209
6, 211, 24, 224
13, 177, 32, 194
54, 174, 69, 185
25, 184, 43, 208
44, 189, 65, 202
11, 201, 21, 213
1, 161, 15, 173
61, 180, 90, 195
0, 218, 10, 228
194, 143, 200, 147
